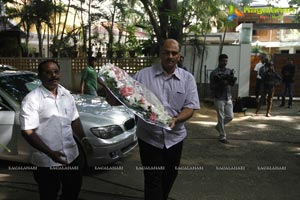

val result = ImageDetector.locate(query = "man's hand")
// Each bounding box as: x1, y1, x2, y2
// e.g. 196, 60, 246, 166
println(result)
169, 108, 194, 129
223, 80, 229, 85
21, 130, 68, 165
169, 117, 178, 129
48, 150, 68, 165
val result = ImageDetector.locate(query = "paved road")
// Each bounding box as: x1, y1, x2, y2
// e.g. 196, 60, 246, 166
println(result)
1, 100, 300, 200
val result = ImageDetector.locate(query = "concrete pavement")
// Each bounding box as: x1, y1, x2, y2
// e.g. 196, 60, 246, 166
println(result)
1, 100, 300, 200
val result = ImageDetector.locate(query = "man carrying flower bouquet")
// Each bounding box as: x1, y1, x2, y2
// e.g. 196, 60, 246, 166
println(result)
134, 39, 200, 200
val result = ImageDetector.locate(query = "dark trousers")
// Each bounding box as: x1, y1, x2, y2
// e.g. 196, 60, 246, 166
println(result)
256, 87, 275, 115
138, 139, 183, 200
281, 82, 294, 106
33, 157, 82, 200
255, 78, 262, 100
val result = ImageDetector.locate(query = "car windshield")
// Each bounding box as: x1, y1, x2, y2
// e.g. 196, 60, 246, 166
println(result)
0, 74, 40, 103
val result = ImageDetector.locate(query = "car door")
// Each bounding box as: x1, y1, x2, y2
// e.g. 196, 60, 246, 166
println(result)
0, 99, 16, 154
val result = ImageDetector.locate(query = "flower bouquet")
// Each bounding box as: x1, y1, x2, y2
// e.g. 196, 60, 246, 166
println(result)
99, 63, 172, 129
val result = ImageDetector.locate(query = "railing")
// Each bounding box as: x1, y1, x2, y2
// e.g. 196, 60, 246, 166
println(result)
0, 57, 157, 74
72, 57, 156, 74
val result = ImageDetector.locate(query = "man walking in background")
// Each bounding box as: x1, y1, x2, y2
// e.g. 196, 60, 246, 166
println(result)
279, 58, 296, 108
210, 54, 237, 144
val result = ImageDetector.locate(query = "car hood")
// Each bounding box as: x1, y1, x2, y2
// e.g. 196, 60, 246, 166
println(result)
73, 94, 133, 126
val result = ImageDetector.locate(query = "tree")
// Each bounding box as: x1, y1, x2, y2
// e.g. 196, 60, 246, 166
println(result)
128, 0, 231, 83
50, 0, 83, 57
28, 0, 57, 57
289, 0, 300, 22
133, 0, 229, 47
92, 0, 129, 57
4, 0, 34, 56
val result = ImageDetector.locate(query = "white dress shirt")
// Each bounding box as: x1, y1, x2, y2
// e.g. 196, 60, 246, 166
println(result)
20, 85, 79, 167
254, 62, 264, 79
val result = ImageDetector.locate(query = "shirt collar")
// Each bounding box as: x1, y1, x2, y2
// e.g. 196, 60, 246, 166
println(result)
40, 84, 64, 98
154, 64, 181, 80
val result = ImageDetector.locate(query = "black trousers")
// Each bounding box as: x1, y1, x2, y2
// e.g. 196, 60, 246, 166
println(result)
255, 78, 262, 100
33, 156, 82, 200
138, 139, 183, 200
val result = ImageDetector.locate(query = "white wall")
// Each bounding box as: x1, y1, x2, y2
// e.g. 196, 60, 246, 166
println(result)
181, 43, 251, 97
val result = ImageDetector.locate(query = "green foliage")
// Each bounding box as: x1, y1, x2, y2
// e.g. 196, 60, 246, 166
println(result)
125, 25, 140, 51
2, 0, 244, 57
289, 0, 300, 22
112, 42, 126, 51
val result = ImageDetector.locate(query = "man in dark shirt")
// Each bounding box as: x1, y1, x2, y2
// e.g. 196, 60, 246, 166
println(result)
279, 58, 296, 108
178, 55, 188, 71
210, 54, 236, 144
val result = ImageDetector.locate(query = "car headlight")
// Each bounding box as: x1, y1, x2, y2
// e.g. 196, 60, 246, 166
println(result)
90, 125, 123, 139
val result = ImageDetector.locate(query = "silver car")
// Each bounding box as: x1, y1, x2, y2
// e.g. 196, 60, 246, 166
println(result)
0, 70, 137, 167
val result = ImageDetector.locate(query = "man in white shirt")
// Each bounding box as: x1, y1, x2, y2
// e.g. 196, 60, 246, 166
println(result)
20, 60, 86, 200
254, 55, 268, 102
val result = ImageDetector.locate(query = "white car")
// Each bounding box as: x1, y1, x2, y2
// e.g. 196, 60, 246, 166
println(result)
0, 70, 137, 167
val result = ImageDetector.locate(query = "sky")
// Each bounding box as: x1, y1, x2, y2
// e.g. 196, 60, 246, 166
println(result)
249, 0, 290, 7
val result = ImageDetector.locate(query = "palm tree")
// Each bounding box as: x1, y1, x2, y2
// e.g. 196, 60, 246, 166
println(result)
5, 0, 34, 56
28, 0, 57, 57
92, 0, 127, 57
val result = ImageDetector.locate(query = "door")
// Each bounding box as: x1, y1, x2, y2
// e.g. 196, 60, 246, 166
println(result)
0, 101, 15, 154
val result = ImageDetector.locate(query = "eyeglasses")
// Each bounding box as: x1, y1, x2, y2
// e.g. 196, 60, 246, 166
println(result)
162, 50, 179, 56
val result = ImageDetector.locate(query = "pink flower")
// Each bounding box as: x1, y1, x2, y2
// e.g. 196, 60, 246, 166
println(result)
150, 112, 156, 121
138, 97, 145, 104
120, 86, 134, 97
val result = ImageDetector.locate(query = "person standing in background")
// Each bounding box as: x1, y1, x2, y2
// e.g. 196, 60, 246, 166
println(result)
80, 56, 99, 96
256, 62, 282, 117
279, 58, 296, 108
254, 55, 267, 102
178, 55, 188, 71
210, 54, 236, 144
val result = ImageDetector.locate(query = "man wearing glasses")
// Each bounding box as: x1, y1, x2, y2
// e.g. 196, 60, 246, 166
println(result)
134, 39, 200, 200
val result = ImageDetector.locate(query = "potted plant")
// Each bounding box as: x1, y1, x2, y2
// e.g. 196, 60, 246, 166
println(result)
125, 25, 140, 57
50, 36, 60, 58
113, 43, 126, 58
28, 47, 38, 57
21, 43, 29, 57
126, 40, 140, 58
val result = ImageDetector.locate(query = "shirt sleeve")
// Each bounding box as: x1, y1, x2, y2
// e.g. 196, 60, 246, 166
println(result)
19, 95, 40, 130
210, 70, 219, 90
70, 95, 80, 121
184, 73, 200, 110
254, 63, 260, 72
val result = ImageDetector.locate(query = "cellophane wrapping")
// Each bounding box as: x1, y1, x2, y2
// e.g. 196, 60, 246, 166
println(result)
99, 63, 172, 129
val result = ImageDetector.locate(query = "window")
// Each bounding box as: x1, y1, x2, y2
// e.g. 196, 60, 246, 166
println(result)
281, 50, 289, 54
0, 97, 11, 111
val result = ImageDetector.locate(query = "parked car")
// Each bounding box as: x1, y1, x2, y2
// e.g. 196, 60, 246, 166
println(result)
0, 64, 15, 70
0, 70, 137, 167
